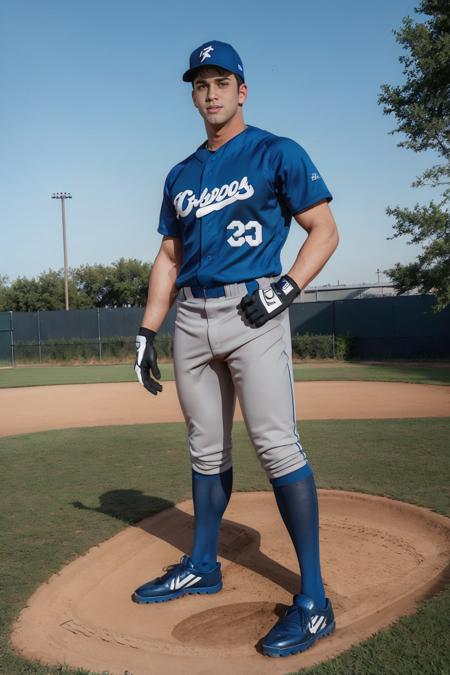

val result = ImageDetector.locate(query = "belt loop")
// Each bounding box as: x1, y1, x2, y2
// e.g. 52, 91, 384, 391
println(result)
237, 282, 247, 296
224, 282, 239, 298
183, 287, 194, 300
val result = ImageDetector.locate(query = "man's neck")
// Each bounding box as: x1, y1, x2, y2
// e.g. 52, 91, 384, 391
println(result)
205, 116, 247, 151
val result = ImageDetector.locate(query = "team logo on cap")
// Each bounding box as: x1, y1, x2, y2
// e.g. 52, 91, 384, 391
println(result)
199, 46, 214, 62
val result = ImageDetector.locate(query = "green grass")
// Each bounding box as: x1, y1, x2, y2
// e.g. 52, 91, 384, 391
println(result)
1, 361, 449, 388
0, 418, 449, 674
292, 362, 450, 385
0, 363, 175, 388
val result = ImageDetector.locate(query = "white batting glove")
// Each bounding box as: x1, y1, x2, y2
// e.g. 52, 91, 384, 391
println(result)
134, 327, 163, 395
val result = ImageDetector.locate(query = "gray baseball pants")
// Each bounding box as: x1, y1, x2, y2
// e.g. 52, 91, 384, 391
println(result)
173, 281, 308, 480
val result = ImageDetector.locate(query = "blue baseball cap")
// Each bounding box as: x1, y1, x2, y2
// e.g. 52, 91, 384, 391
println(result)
183, 40, 245, 83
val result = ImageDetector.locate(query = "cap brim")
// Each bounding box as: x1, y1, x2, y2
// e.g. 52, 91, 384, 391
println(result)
182, 67, 199, 82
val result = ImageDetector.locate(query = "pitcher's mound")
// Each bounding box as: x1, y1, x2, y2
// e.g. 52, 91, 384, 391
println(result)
12, 491, 450, 675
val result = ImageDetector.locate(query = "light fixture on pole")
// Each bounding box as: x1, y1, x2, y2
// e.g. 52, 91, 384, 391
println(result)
51, 192, 72, 311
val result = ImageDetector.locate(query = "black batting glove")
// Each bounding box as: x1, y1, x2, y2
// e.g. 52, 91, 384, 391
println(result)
134, 327, 163, 395
239, 275, 301, 327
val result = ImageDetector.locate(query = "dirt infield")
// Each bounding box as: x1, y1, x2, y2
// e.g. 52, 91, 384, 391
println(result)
12, 491, 450, 675
1, 380, 449, 437
5, 380, 450, 673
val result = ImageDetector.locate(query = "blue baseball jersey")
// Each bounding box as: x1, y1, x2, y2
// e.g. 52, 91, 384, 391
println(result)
158, 125, 332, 288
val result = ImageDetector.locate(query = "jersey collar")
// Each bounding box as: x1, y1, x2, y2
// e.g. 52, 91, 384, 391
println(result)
194, 125, 251, 163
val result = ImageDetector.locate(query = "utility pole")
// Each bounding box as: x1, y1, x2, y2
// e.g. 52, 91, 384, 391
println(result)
51, 192, 72, 311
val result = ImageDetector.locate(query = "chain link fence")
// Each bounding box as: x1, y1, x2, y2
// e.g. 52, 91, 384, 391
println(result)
8, 307, 176, 364
0, 294, 449, 365
0, 312, 12, 364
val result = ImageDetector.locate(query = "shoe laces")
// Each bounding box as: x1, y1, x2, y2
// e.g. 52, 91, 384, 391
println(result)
286, 603, 310, 632
163, 554, 190, 574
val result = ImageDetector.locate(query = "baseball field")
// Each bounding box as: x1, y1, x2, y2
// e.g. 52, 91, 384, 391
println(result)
1, 361, 449, 674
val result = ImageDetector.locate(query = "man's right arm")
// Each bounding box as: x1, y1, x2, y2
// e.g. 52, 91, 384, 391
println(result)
141, 236, 182, 332
134, 236, 182, 395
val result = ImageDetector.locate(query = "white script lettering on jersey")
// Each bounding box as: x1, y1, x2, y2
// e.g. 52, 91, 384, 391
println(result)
174, 176, 255, 219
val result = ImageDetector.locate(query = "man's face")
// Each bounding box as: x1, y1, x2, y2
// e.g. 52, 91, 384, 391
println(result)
191, 68, 247, 127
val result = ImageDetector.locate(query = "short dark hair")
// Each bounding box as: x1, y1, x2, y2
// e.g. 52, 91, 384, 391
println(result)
192, 67, 243, 91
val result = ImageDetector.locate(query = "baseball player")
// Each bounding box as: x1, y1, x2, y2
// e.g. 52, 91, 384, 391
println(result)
133, 40, 339, 657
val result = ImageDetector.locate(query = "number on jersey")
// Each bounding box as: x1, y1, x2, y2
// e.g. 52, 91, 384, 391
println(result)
227, 220, 262, 247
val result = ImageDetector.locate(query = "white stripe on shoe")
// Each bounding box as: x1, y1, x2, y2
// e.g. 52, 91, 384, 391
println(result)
169, 574, 202, 591
309, 615, 326, 634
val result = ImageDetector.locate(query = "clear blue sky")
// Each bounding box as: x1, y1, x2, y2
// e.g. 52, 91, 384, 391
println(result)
0, 0, 437, 287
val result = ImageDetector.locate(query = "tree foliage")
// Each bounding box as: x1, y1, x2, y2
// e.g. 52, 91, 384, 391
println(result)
0, 275, 9, 311
378, 0, 450, 310
73, 258, 151, 307
0, 259, 151, 311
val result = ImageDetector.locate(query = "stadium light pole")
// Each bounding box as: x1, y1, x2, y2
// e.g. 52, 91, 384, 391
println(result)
51, 192, 72, 311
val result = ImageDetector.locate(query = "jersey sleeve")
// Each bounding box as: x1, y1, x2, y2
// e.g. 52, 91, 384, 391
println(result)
271, 138, 333, 216
157, 175, 181, 238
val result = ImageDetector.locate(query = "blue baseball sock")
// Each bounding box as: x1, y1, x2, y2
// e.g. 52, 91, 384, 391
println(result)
190, 466, 233, 571
271, 464, 326, 609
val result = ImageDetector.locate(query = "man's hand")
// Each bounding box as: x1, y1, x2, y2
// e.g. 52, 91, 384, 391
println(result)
134, 327, 163, 395
239, 275, 300, 327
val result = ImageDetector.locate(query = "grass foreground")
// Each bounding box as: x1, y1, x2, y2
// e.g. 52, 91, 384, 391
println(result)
0, 417, 449, 674
1, 360, 449, 388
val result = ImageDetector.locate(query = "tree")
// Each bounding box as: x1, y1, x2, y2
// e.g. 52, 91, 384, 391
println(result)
378, 0, 450, 310
0, 275, 9, 311
73, 258, 151, 307
6, 276, 46, 311
3, 270, 91, 311
72, 263, 111, 307
105, 258, 151, 307
1, 259, 152, 311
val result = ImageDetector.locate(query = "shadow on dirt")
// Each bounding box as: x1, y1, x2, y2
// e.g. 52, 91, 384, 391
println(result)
72, 489, 299, 595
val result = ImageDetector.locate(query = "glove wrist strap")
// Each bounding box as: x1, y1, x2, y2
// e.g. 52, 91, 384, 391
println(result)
281, 274, 301, 296
139, 326, 157, 340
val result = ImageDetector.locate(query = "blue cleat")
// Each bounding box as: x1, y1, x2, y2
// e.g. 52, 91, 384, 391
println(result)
133, 555, 222, 604
262, 593, 335, 657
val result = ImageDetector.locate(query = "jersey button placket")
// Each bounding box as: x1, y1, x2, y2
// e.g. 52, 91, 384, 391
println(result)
198, 157, 214, 287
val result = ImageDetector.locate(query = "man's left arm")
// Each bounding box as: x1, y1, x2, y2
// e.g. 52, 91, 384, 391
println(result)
287, 200, 339, 290
239, 201, 339, 326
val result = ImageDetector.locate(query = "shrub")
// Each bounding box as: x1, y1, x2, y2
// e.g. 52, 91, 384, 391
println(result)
13, 333, 355, 364
291, 333, 355, 360
335, 335, 356, 360
292, 334, 332, 359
